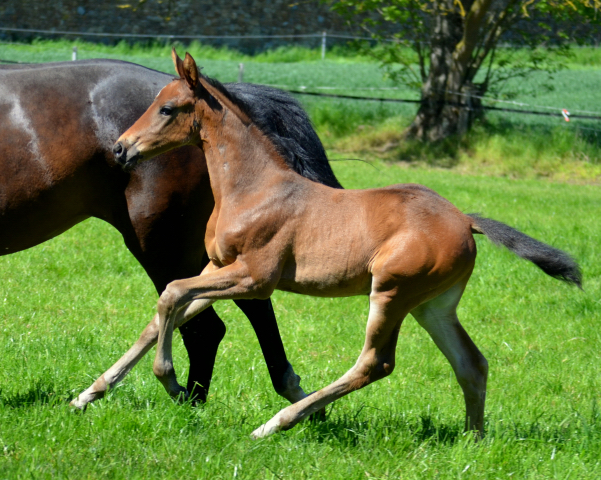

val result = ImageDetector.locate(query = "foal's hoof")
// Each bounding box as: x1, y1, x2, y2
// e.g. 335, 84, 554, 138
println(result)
251, 420, 280, 439
69, 398, 87, 411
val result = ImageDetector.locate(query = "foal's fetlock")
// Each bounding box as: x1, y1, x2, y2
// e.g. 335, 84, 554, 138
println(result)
69, 376, 109, 410
153, 358, 175, 379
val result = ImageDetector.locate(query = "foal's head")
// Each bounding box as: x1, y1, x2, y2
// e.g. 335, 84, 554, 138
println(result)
113, 50, 223, 170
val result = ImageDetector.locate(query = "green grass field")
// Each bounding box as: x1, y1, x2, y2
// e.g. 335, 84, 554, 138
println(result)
0, 39, 600, 478
0, 158, 599, 479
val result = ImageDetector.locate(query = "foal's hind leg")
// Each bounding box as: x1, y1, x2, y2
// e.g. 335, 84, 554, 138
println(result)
251, 291, 405, 438
410, 282, 488, 435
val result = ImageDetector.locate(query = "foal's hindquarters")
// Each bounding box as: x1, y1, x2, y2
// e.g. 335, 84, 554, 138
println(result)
249, 186, 486, 436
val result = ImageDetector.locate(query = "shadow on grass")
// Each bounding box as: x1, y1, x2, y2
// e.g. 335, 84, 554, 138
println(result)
298, 408, 465, 447
489, 405, 601, 448
0, 381, 71, 409
293, 401, 601, 450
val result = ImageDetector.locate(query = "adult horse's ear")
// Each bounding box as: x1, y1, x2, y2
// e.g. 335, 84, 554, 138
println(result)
171, 48, 186, 80
182, 52, 200, 90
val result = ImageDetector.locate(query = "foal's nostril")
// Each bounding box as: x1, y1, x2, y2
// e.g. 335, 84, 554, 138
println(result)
113, 142, 125, 159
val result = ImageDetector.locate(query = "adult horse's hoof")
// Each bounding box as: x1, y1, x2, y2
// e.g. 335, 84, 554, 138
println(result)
166, 385, 189, 404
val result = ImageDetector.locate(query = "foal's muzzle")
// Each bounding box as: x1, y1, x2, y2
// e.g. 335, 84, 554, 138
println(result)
113, 141, 142, 171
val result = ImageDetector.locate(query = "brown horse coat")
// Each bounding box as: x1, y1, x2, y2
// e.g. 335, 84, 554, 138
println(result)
113, 51, 581, 437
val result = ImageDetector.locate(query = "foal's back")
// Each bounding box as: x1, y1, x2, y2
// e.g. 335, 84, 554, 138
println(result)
276, 179, 475, 299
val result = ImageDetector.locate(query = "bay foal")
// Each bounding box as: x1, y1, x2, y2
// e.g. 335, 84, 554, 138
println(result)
113, 50, 581, 437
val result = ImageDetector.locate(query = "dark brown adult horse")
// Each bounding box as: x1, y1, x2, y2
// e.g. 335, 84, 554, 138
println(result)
114, 51, 581, 438
0, 59, 341, 408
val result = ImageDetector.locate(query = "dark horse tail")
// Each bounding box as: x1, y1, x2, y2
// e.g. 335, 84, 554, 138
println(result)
467, 213, 582, 288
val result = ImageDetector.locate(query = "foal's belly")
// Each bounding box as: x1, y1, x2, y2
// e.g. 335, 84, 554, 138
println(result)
277, 261, 372, 298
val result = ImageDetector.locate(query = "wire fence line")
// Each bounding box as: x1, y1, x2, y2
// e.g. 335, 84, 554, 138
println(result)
3, 26, 601, 47
1, 51, 599, 123
281, 89, 601, 120
443, 89, 601, 117
262, 85, 601, 123
0, 27, 372, 41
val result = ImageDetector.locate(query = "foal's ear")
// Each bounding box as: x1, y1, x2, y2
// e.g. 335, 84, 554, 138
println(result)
171, 48, 186, 80
182, 52, 200, 91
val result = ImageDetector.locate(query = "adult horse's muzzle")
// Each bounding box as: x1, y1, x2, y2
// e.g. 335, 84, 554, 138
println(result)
113, 141, 143, 171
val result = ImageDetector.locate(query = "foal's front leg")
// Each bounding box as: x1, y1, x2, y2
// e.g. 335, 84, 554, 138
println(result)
70, 314, 160, 409
153, 261, 265, 398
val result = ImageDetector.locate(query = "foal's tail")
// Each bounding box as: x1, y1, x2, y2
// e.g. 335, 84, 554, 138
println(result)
467, 213, 582, 288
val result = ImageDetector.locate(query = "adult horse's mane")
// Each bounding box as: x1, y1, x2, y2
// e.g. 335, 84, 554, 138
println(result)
199, 71, 343, 189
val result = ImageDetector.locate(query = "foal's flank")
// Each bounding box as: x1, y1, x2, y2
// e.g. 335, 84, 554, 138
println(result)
113, 49, 582, 438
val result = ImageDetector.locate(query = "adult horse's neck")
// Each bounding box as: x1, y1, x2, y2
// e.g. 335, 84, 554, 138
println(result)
198, 78, 294, 206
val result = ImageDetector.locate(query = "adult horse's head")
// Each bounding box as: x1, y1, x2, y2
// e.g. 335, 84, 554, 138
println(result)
113, 49, 220, 170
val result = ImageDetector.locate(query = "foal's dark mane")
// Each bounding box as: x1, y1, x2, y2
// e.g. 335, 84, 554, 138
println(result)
199, 72, 343, 189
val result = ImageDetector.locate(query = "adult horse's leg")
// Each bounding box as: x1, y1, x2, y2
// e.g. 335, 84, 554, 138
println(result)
234, 299, 307, 404
410, 282, 488, 434
71, 251, 307, 408
179, 307, 226, 402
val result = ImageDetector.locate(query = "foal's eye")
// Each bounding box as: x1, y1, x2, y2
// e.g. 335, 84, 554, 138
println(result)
159, 106, 174, 116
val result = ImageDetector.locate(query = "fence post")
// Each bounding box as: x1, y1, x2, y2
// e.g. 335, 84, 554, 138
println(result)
321, 31, 326, 60
72, 46, 78, 61
238, 63, 244, 83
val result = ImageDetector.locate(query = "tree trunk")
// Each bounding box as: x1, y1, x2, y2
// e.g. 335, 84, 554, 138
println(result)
406, 0, 491, 142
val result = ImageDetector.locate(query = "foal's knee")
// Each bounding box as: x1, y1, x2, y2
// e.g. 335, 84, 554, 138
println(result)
372, 356, 395, 381
158, 282, 186, 315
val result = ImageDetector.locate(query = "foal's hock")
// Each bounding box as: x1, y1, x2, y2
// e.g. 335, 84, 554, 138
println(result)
113, 50, 582, 438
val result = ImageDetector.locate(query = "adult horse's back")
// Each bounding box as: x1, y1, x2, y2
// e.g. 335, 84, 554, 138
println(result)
0, 59, 341, 406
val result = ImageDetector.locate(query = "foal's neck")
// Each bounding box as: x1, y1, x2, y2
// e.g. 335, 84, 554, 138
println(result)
199, 90, 294, 205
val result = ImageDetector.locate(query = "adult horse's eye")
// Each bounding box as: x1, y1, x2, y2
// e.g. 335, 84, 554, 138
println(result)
160, 106, 173, 116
